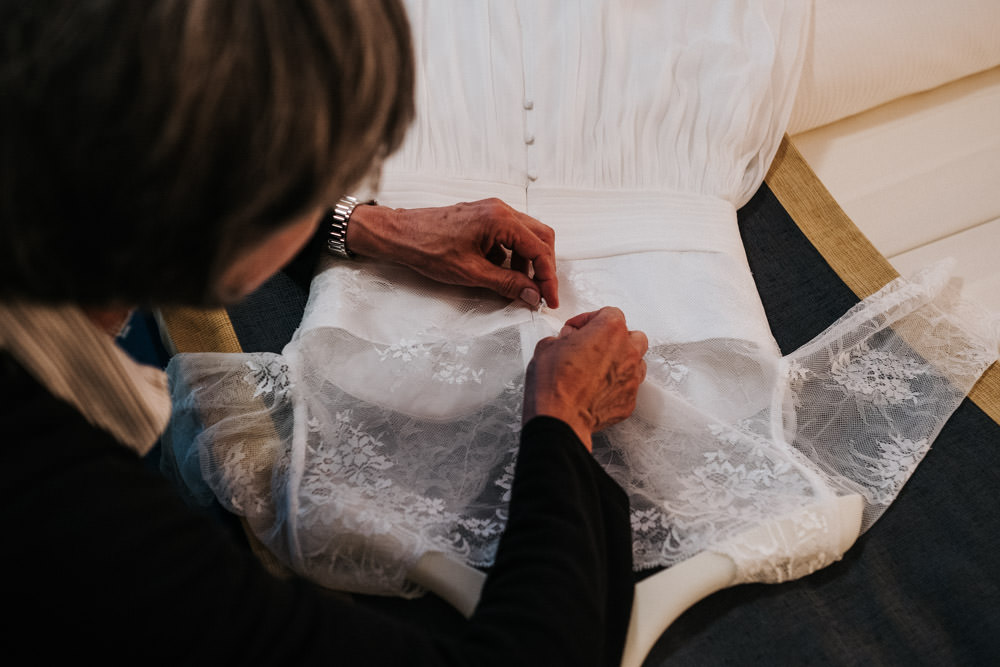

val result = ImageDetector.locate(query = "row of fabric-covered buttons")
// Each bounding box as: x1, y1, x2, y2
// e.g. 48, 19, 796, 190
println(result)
524, 96, 537, 182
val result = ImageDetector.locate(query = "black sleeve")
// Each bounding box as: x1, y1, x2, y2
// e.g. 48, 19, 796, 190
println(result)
1, 358, 633, 666
461, 417, 634, 666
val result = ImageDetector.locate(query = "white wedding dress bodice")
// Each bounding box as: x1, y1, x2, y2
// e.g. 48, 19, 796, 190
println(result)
307, 0, 803, 360
163, 0, 999, 603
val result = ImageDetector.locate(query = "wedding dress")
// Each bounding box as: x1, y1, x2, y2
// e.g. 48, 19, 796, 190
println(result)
162, 1, 999, 653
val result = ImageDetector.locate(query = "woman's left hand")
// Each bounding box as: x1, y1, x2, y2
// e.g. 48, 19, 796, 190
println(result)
346, 198, 559, 308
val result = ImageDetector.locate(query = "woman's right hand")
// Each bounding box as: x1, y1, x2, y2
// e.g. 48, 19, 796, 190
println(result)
523, 307, 648, 451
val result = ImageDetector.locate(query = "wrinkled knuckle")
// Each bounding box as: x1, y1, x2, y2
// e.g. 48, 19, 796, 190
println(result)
485, 197, 508, 215
498, 272, 521, 295
604, 306, 626, 323
606, 314, 629, 337
540, 224, 556, 244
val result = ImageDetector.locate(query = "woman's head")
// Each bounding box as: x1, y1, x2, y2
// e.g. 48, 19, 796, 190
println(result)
0, 0, 414, 306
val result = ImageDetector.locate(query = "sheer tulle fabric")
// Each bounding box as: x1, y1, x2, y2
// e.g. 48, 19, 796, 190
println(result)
161, 0, 1000, 597
163, 263, 998, 594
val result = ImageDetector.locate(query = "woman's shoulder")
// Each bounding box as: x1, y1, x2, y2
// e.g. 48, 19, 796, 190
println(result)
0, 350, 141, 467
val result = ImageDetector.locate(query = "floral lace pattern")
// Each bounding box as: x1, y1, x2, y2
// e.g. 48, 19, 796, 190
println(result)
677, 450, 814, 517
434, 343, 486, 385
850, 435, 928, 505
718, 505, 840, 584
375, 339, 487, 386
312, 411, 394, 490
828, 342, 924, 406
162, 264, 998, 597
243, 356, 293, 398
648, 346, 691, 387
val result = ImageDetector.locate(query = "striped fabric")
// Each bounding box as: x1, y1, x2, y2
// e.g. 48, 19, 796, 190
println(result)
0, 302, 170, 454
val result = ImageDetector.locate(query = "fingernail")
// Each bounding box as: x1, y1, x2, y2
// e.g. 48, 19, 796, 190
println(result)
559, 325, 574, 337
520, 287, 540, 307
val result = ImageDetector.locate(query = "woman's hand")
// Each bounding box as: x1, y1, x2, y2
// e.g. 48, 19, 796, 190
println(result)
346, 198, 559, 308
523, 307, 648, 451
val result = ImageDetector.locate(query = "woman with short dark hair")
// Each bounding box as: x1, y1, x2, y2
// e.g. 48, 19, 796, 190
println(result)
0, 1, 643, 663
0, 0, 413, 306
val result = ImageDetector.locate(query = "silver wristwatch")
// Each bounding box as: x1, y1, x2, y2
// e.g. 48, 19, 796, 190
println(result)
326, 195, 361, 259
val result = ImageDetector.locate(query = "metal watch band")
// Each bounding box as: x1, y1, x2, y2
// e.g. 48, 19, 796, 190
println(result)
326, 195, 360, 259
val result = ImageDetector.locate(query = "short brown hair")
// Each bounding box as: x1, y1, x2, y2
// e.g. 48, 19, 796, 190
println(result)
0, 0, 414, 306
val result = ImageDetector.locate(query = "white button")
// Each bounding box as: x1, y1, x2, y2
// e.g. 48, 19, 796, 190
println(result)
527, 172, 538, 182
523, 99, 534, 110
524, 134, 535, 145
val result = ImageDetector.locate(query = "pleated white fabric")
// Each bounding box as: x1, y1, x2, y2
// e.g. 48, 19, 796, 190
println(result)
163, 0, 999, 598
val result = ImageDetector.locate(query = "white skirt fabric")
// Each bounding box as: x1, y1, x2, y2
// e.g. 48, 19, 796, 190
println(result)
162, 0, 1000, 597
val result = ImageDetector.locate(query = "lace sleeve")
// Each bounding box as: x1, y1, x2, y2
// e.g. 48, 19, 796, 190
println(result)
163, 325, 534, 597
610, 262, 998, 584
